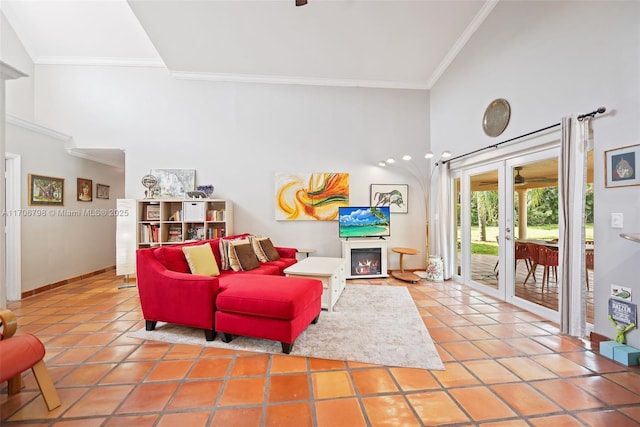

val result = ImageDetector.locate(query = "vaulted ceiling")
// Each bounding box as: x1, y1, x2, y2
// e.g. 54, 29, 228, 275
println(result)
1, 0, 496, 90
1, 1, 497, 170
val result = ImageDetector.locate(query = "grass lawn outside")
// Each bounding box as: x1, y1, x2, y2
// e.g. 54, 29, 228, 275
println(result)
466, 224, 594, 255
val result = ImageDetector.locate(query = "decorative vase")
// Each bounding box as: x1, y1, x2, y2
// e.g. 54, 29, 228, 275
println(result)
425, 255, 444, 283
197, 185, 214, 198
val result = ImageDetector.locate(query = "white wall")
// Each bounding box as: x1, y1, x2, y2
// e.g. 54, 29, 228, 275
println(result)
0, 12, 34, 120
29, 65, 431, 269
430, 1, 640, 346
6, 122, 125, 293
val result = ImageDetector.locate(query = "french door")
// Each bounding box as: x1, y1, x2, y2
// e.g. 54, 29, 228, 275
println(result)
455, 148, 560, 321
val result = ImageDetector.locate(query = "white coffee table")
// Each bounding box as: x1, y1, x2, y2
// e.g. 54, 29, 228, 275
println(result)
284, 257, 346, 312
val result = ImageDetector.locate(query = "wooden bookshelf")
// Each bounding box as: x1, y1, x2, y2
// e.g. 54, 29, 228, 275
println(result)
136, 199, 233, 248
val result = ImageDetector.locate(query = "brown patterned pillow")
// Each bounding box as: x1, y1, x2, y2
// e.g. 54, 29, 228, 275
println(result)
228, 241, 260, 271
250, 236, 269, 262
258, 238, 280, 261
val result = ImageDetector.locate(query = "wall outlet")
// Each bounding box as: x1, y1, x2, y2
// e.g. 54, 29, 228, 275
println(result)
612, 213, 623, 229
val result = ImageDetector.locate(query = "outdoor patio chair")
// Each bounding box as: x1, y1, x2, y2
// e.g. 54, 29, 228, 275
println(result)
523, 243, 542, 285
515, 241, 532, 273
538, 246, 559, 292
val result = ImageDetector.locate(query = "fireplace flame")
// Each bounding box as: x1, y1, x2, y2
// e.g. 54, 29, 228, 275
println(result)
355, 258, 379, 274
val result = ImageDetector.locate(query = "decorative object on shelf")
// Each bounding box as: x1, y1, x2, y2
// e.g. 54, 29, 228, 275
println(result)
370, 184, 408, 214
186, 191, 207, 199
275, 172, 349, 221
28, 174, 64, 206
150, 168, 196, 198
141, 174, 158, 199
197, 185, 214, 198
425, 255, 444, 282
96, 183, 110, 199
605, 144, 639, 188
482, 98, 511, 137
77, 178, 93, 202
144, 204, 160, 221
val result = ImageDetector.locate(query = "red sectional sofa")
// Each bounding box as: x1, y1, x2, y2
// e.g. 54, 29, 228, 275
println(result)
135, 233, 323, 352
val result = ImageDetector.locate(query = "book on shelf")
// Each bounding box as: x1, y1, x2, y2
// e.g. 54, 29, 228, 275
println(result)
140, 224, 159, 243
206, 228, 226, 239
206, 209, 225, 221
167, 224, 182, 242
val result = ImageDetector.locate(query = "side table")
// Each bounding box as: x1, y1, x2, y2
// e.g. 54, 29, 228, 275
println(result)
391, 247, 420, 283
297, 248, 316, 258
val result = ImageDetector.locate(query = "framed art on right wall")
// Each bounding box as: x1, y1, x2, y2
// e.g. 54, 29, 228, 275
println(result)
605, 144, 640, 188
370, 184, 408, 214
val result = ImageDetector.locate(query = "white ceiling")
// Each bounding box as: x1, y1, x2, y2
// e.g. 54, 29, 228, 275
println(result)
1, 0, 497, 169
1, 0, 496, 89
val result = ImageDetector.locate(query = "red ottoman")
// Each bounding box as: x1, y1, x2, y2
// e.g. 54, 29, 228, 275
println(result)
215, 275, 323, 354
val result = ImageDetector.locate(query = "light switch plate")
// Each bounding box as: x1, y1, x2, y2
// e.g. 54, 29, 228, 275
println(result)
611, 213, 623, 228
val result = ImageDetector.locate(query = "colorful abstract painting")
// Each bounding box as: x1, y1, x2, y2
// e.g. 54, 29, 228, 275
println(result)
275, 172, 349, 221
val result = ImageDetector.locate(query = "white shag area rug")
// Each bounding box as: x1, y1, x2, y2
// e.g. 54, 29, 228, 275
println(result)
130, 284, 444, 370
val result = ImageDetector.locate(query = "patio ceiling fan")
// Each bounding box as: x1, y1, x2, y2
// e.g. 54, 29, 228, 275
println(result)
477, 166, 557, 187
514, 167, 526, 186
513, 166, 557, 186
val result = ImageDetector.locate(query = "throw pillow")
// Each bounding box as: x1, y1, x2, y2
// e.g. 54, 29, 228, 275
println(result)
182, 243, 220, 276
219, 236, 250, 270
258, 238, 281, 261
250, 236, 269, 262
154, 246, 191, 273
228, 241, 260, 271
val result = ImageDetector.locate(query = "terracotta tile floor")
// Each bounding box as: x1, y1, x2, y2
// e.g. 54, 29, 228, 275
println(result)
2, 270, 640, 426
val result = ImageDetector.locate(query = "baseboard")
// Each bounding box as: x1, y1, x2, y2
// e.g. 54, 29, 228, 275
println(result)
589, 331, 611, 352
20, 265, 116, 299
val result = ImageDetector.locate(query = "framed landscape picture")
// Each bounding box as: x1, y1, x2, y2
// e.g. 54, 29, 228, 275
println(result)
29, 174, 64, 206
150, 168, 196, 198
605, 144, 640, 188
370, 184, 408, 213
96, 183, 110, 199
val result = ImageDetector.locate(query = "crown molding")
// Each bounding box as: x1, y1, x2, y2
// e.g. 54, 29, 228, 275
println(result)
66, 147, 125, 170
35, 56, 166, 68
171, 71, 429, 90
5, 114, 124, 169
5, 114, 72, 141
427, 0, 499, 89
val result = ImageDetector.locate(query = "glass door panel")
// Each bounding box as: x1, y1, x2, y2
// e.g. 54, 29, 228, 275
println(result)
463, 165, 503, 297
505, 150, 560, 321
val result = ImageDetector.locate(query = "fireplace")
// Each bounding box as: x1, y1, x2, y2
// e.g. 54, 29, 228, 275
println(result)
341, 239, 388, 279
350, 248, 382, 276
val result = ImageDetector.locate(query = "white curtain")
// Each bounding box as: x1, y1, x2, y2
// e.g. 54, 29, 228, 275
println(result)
432, 162, 454, 279
559, 116, 588, 337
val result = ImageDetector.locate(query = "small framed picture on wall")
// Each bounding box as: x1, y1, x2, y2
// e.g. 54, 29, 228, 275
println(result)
605, 144, 640, 188
370, 184, 408, 214
77, 178, 93, 202
96, 183, 110, 199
